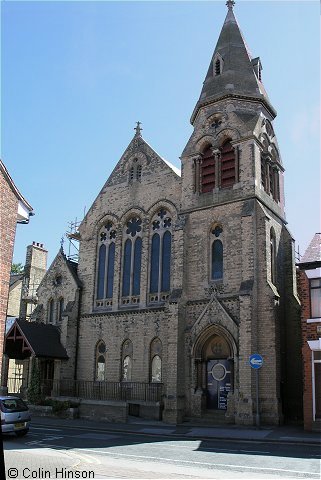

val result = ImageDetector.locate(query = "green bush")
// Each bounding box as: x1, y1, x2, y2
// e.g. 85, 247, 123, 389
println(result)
52, 400, 70, 414
27, 364, 43, 405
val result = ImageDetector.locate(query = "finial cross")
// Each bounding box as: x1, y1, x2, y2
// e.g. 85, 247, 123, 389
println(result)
134, 121, 142, 137
226, 0, 235, 10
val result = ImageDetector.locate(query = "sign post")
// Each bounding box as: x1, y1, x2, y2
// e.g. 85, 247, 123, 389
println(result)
249, 353, 263, 429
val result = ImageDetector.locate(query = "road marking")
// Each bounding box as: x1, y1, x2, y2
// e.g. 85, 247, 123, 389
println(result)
31, 427, 62, 432
43, 436, 64, 441
75, 448, 320, 476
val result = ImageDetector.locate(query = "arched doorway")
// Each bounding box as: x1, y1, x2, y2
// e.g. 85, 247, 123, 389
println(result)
192, 326, 235, 413
203, 335, 233, 410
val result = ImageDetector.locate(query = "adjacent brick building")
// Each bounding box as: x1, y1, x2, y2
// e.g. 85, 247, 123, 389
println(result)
3, 2, 303, 425
298, 234, 321, 431
0, 159, 33, 380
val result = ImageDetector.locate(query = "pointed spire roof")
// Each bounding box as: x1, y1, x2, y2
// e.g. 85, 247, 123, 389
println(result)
191, 2, 275, 123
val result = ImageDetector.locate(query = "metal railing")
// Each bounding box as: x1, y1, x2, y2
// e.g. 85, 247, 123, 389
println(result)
44, 379, 163, 403
7, 377, 164, 403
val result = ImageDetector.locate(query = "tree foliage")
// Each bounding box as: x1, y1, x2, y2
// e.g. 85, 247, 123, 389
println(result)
11, 263, 24, 274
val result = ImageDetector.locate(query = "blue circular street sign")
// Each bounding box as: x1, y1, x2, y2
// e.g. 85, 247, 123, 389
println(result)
249, 353, 263, 369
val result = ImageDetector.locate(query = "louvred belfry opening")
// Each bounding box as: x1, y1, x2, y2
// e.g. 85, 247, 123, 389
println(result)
201, 146, 216, 193
220, 140, 235, 188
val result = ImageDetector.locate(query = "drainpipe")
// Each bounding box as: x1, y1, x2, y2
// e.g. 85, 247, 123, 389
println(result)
74, 286, 82, 382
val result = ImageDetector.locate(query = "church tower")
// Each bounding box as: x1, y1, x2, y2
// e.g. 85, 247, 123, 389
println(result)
180, 1, 301, 425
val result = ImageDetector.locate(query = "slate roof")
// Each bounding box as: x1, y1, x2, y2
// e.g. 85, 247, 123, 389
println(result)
9, 273, 24, 288
66, 257, 81, 287
7, 319, 68, 359
300, 233, 321, 264
191, 4, 275, 123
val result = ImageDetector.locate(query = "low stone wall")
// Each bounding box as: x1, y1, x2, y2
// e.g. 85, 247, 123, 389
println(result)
28, 404, 79, 419
78, 399, 128, 423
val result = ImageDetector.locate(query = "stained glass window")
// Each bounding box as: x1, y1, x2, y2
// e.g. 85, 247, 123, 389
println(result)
106, 242, 115, 299
133, 237, 142, 295
149, 210, 172, 298
122, 239, 132, 297
212, 240, 223, 280
150, 234, 160, 293
97, 244, 106, 300
161, 231, 171, 292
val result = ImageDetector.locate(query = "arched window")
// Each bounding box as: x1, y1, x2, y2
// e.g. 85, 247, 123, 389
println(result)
95, 340, 106, 382
220, 140, 235, 188
151, 356, 162, 383
96, 222, 117, 307
149, 209, 172, 302
97, 244, 106, 300
123, 356, 132, 381
57, 297, 64, 323
211, 225, 223, 281
122, 239, 132, 297
162, 231, 171, 292
121, 339, 133, 381
261, 155, 267, 190
270, 230, 277, 285
48, 299, 54, 324
150, 338, 162, 383
122, 217, 142, 304
201, 146, 216, 193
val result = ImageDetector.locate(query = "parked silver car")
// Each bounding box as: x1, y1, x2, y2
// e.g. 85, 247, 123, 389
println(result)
0, 396, 31, 436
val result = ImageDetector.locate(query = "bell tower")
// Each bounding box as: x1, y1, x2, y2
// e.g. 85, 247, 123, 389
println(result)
181, 0, 285, 221
182, 1, 301, 426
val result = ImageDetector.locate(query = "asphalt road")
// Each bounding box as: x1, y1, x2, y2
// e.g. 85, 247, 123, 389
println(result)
3, 422, 321, 480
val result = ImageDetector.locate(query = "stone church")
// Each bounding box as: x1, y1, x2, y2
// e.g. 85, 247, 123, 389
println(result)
4, 1, 302, 425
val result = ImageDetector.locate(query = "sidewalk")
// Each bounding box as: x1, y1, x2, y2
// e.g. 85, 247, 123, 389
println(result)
31, 415, 321, 446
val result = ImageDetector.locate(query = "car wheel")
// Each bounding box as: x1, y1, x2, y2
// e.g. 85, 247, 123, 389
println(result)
15, 429, 28, 437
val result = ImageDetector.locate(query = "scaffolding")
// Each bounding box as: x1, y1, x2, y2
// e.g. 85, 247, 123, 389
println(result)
65, 218, 81, 263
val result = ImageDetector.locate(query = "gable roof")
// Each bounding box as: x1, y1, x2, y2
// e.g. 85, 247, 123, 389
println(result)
9, 273, 24, 288
5, 319, 68, 359
37, 247, 81, 292
299, 233, 321, 267
0, 159, 33, 213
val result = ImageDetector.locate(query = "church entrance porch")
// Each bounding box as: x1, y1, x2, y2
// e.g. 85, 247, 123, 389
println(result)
189, 325, 236, 424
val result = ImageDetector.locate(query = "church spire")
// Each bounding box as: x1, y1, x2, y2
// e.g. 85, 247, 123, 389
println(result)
191, 2, 275, 123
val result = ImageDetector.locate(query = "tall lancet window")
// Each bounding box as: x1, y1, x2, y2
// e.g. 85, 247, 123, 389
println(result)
122, 217, 142, 304
96, 221, 117, 308
95, 340, 106, 382
220, 139, 236, 188
211, 225, 224, 281
201, 146, 216, 193
270, 229, 277, 285
149, 208, 172, 303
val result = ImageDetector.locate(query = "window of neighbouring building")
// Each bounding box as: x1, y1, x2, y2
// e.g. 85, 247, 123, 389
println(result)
310, 278, 321, 318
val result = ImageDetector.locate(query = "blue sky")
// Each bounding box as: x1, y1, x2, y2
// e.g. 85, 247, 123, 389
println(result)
2, 0, 320, 267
